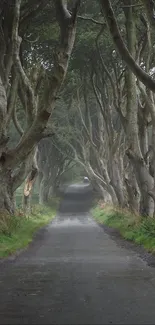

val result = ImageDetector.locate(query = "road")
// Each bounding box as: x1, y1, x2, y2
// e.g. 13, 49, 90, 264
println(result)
1, 193, 155, 324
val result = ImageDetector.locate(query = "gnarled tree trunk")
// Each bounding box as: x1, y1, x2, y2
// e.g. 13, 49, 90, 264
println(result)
0, 171, 15, 215
0, 0, 80, 215
23, 148, 38, 213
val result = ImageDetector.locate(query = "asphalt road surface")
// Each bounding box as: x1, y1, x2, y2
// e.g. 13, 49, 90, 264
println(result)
1, 188, 155, 324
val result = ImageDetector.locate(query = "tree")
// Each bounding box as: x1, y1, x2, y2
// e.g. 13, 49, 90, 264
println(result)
0, 0, 80, 214
100, 0, 155, 91
5, 0, 155, 217
98, 0, 155, 215
37, 137, 74, 204
52, 0, 155, 216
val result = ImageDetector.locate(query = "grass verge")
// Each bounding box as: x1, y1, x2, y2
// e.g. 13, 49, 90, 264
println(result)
0, 205, 56, 258
92, 204, 155, 253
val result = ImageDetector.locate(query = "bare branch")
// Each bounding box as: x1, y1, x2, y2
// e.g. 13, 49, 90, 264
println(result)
100, 0, 155, 92
78, 15, 105, 26
12, 104, 24, 136
23, 148, 38, 199
6, 71, 18, 128
12, 150, 35, 191
137, 80, 155, 120
95, 27, 126, 127
71, 0, 81, 23
76, 87, 97, 148
141, 0, 155, 27
6, 0, 79, 168
12, 0, 36, 118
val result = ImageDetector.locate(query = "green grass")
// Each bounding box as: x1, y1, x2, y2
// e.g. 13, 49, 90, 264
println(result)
92, 205, 155, 253
0, 205, 56, 258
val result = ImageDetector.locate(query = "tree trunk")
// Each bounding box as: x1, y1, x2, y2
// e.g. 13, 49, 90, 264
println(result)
150, 122, 155, 216
39, 176, 49, 205
0, 172, 15, 215
139, 123, 149, 163
97, 184, 112, 203
85, 162, 118, 205
124, 5, 154, 216
23, 148, 38, 213
127, 152, 154, 216
125, 165, 140, 214
23, 194, 31, 214
102, 0, 155, 92
47, 185, 54, 202
110, 157, 126, 208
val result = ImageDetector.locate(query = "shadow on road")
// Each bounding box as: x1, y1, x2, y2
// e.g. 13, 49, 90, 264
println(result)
58, 183, 94, 215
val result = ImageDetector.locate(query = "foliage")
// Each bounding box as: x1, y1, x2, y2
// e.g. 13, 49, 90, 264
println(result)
93, 205, 155, 253
0, 205, 56, 258
1, 0, 155, 218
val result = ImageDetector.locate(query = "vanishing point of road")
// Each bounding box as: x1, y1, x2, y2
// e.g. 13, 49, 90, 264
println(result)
1, 187, 155, 324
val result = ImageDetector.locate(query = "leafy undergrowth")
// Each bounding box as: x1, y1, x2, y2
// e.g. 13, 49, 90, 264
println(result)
0, 205, 56, 258
93, 204, 155, 253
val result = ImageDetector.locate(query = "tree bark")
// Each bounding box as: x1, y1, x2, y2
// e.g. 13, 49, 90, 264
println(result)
39, 175, 49, 205
110, 157, 126, 208
125, 165, 140, 214
23, 148, 38, 213
0, 0, 80, 214
111, 2, 155, 216
101, 0, 155, 92
0, 171, 15, 215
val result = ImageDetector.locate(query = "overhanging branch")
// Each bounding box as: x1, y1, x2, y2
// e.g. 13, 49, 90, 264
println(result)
100, 0, 155, 92
78, 15, 105, 26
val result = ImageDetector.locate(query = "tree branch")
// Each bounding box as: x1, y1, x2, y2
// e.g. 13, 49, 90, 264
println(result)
76, 87, 97, 148
100, 0, 155, 92
6, 70, 18, 128
78, 15, 105, 26
12, 0, 37, 118
12, 104, 24, 136
20, 1, 49, 33
6, 0, 79, 169
141, 0, 155, 28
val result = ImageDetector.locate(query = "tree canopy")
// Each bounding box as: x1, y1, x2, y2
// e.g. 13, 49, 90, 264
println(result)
1, 0, 155, 217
